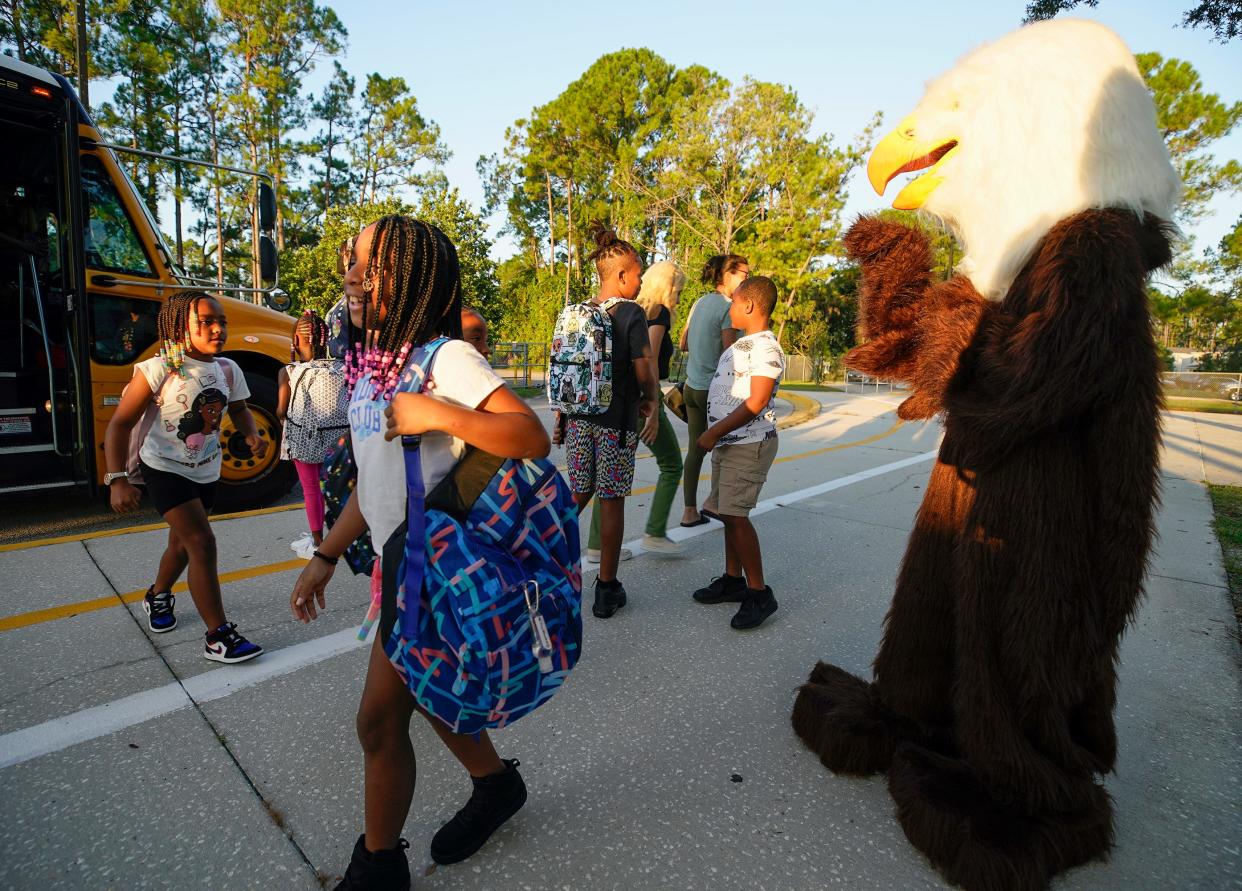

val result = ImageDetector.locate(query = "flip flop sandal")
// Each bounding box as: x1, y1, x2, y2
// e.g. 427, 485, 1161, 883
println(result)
680, 517, 711, 528
700, 509, 723, 523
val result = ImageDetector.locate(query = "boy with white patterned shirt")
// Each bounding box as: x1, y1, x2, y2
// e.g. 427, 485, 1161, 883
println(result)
692, 276, 786, 630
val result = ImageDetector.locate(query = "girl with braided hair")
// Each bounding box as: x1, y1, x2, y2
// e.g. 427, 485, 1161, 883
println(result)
277, 309, 346, 551
102, 291, 267, 663
326, 235, 369, 359
289, 216, 550, 889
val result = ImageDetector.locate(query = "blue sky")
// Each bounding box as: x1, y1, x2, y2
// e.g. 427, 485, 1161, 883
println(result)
268, 2, 1241, 261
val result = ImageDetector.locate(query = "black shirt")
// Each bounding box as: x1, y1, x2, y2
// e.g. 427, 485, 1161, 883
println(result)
568, 299, 649, 433
650, 305, 673, 381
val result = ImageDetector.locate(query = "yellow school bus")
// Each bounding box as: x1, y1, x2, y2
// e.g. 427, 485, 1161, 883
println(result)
1, 55, 297, 508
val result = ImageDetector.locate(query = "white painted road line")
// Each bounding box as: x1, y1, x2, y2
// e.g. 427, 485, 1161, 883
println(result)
0, 448, 939, 770
581, 448, 941, 566
0, 628, 368, 770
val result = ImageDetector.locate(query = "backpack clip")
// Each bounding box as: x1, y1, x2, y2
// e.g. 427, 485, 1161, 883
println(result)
523, 581, 554, 674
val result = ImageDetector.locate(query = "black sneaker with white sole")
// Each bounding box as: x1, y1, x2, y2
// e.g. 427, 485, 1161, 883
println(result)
204, 622, 263, 664
143, 587, 177, 633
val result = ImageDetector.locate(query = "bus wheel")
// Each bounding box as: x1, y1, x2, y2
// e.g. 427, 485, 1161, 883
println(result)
215, 372, 294, 511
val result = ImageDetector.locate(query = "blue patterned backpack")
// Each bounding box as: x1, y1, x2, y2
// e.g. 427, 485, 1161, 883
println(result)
379, 339, 583, 734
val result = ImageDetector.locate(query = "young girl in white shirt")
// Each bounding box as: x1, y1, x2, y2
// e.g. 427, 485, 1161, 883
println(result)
103, 291, 268, 663
290, 217, 549, 889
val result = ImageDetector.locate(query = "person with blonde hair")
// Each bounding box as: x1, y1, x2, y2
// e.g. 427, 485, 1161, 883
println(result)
585, 259, 687, 558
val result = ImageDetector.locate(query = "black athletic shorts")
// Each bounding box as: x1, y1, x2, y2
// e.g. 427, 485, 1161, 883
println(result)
138, 460, 217, 515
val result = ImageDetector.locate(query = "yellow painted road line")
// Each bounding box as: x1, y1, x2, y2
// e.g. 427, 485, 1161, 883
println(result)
0, 502, 305, 554
0, 558, 307, 634
2, 396, 828, 554
2, 414, 907, 634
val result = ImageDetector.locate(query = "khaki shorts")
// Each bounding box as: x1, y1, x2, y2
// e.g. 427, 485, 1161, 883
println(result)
706, 436, 778, 518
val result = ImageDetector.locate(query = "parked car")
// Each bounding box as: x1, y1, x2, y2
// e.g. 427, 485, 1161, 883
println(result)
1223, 381, 1242, 403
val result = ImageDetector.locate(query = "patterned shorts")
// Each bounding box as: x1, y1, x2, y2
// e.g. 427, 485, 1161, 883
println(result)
565, 419, 638, 499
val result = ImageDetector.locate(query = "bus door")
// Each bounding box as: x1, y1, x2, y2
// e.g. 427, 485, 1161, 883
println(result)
0, 91, 84, 495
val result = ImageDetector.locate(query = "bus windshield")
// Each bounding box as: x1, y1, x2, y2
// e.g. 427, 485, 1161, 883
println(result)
81, 154, 155, 277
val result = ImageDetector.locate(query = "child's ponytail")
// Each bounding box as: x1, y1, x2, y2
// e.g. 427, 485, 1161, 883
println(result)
291, 309, 330, 362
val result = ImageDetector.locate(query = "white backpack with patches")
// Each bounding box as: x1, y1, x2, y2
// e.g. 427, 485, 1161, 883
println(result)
547, 298, 621, 414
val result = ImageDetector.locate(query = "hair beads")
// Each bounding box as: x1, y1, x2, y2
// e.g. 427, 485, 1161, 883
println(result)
348, 216, 463, 401
157, 290, 212, 377
291, 310, 330, 362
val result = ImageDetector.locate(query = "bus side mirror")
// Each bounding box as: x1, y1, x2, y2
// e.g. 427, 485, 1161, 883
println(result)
259, 233, 278, 284
265, 289, 291, 312
258, 183, 277, 232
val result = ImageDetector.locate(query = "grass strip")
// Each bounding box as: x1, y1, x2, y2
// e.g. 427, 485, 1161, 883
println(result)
1165, 398, 1242, 415
1207, 484, 1242, 641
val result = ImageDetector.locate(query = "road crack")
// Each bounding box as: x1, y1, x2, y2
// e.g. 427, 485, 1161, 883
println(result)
80, 539, 326, 887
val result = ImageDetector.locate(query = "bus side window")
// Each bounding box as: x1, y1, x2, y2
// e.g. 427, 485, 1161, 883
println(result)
91, 296, 159, 365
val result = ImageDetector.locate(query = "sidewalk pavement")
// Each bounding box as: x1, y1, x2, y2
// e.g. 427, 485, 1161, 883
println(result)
0, 392, 1237, 889
1165, 410, 1242, 486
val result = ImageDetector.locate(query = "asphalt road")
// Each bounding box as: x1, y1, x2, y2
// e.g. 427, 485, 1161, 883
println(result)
1, 392, 1238, 890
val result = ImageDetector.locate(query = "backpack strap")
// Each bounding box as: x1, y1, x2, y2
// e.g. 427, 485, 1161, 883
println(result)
126, 365, 176, 478
395, 337, 452, 637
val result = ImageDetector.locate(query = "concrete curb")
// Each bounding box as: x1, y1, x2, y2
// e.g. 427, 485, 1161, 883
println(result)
776, 390, 822, 431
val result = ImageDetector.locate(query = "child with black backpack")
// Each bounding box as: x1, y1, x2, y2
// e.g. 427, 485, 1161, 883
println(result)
290, 217, 556, 890
548, 222, 658, 619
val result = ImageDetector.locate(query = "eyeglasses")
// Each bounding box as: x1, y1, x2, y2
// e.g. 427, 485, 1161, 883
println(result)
335, 236, 355, 276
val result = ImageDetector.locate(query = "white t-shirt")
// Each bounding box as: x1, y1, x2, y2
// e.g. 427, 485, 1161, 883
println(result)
707, 330, 786, 446
135, 355, 250, 483
351, 339, 504, 553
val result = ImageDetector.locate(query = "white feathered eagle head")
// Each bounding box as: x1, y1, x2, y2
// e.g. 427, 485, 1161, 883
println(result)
868, 19, 1180, 300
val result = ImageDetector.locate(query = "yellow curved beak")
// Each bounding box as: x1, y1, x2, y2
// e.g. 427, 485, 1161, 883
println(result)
866, 116, 959, 210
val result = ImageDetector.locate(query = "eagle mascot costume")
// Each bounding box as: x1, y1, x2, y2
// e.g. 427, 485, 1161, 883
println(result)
791, 20, 1179, 891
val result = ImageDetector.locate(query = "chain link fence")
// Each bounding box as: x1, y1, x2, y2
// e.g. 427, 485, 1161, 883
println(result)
489, 342, 550, 389
489, 341, 1242, 404
488, 342, 851, 390
1162, 371, 1242, 407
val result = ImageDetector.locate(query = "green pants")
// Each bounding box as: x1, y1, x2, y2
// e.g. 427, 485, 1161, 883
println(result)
588, 401, 683, 549
682, 384, 710, 508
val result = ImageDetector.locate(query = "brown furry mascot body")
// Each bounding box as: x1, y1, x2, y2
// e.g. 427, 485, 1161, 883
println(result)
792, 21, 1180, 891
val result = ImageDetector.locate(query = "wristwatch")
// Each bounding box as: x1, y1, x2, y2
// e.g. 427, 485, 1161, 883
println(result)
103, 471, 129, 485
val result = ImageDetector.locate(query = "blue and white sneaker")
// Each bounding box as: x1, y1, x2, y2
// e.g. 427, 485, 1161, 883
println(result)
143, 587, 177, 633
204, 623, 263, 664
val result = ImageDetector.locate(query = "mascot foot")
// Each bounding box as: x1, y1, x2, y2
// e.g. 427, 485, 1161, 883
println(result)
791, 662, 906, 775
888, 743, 1113, 891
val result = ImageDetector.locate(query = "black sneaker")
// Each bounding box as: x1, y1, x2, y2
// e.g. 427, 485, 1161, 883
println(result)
592, 578, 628, 619
693, 574, 747, 604
333, 834, 410, 891
430, 759, 528, 865
143, 587, 177, 633
203, 622, 263, 664
731, 586, 778, 630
